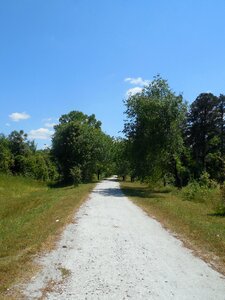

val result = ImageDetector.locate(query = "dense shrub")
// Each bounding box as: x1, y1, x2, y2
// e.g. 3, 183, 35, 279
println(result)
70, 166, 82, 186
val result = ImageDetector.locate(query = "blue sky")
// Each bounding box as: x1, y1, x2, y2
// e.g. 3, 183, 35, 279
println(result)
1, 0, 225, 148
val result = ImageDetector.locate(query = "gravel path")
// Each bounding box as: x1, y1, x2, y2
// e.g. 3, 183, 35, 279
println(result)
24, 177, 225, 299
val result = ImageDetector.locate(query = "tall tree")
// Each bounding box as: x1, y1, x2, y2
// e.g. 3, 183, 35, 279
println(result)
218, 94, 225, 156
123, 75, 186, 185
0, 134, 13, 173
52, 110, 113, 182
113, 138, 131, 181
187, 93, 220, 178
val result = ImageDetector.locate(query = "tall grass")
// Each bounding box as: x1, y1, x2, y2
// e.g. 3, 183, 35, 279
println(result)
0, 174, 95, 295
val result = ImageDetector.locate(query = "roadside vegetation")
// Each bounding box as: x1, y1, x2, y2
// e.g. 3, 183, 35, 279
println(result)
121, 180, 225, 274
0, 174, 95, 294
117, 75, 225, 273
0, 111, 115, 295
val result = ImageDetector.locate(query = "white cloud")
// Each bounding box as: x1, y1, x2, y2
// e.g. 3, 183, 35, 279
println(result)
42, 117, 53, 122
5, 123, 10, 127
9, 112, 31, 122
44, 122, 57, 128
126, 87, 143, 97
124, 77, 150, 86
28, 128, 54, 140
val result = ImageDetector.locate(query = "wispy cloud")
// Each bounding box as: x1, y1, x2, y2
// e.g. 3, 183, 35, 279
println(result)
126, 87, 143, 97
42, 117, 58, 128
44, 122, 57, 128
42, 117, 53, 122
9, 112, 31, 122
28, 128, 54, 140
5, 123, 10, 127
124, 77, 150, 86
124, 76, 150, 97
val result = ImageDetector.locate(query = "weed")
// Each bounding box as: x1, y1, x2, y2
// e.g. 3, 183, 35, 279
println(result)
58, 267, 71, 278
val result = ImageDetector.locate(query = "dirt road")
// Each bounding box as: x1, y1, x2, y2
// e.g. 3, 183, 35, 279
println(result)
24, 178, 225, 299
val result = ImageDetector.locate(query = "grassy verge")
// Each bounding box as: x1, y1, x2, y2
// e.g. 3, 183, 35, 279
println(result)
0, 174, 95, 296
120, 181, 225, 275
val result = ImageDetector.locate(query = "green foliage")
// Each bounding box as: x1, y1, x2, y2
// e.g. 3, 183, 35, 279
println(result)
123, 75, 187, 184
8, 130, 32, 158
122, 77, 224, 189
181, 181, 209, 202
199, 171, 218, 188
215, 184, 225, 216
181, 172, 218, 204
52, 110, 114, 183
0, 135, 13, 173
113, 138, 131, 180
0, 84, 224, 190
187, 93, 225, 182
70, 166, 82, 186
0, 131, 58, 182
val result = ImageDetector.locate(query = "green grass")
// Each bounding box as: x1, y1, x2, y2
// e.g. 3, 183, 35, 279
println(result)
0, 174, 95, 295
120, 181, 225, 275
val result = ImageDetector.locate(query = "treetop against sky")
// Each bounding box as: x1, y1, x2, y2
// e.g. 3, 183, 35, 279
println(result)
1, 0, 225, 148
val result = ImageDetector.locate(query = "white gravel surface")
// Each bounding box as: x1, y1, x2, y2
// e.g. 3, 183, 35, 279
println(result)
23, 177, 225, 299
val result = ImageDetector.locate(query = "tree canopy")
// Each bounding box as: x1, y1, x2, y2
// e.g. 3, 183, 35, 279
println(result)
123, 75, 187, 184
52, 111, 113, 182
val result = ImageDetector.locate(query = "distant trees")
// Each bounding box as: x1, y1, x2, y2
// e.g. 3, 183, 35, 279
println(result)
0, 80, 224, 187
0, 111, 114, 184
0, 131, 58, 181
113, 138, 131, 181
52, 111, 114, 183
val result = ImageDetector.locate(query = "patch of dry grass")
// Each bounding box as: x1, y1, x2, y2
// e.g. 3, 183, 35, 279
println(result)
0, 174, 95, 296
120, 181, 225, 275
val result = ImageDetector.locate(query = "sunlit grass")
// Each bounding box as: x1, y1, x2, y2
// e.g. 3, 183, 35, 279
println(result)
121, 181, 225, 275
0, 174, 95, 295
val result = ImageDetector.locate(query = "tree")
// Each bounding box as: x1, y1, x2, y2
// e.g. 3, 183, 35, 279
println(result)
8, 130, 31, 157
218, 94, 225, 156
58, 111, 101, 129
113, 138, 131, 181
8, 130, 36, 174
0, 134, 13, 173
52, 110, 113, 183
123, 75, 187, 185
187, 93, 220, 179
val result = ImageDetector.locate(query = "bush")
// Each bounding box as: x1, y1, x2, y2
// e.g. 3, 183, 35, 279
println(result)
181, 180, 214, 203
215, 184, 225, 216
70, 166, 82, 186
199, 171, 218, 188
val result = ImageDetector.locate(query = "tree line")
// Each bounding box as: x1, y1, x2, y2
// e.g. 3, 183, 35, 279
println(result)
0, 75, 224, 187
117, 75, 225, 187
0, 111, 114, 184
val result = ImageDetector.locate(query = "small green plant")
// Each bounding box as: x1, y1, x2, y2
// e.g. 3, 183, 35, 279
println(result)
58, 267, 71, 278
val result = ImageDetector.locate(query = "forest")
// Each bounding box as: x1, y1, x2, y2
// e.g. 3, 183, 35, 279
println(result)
0, 76, 224, 209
